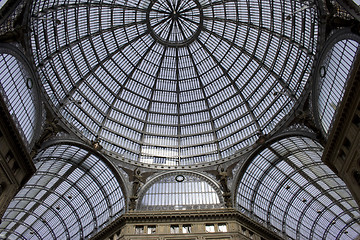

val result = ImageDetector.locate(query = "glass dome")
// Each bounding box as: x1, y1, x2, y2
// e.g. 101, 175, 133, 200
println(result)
30, 0, 318, 166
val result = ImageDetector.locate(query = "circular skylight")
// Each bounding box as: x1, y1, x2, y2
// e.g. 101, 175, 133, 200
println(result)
30, 0, 318, 166
147, 0, 203, 46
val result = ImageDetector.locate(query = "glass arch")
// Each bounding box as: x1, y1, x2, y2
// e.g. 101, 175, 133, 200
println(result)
0, 144, 126, 240
0, 44, 41, 148
30, 0, 318, 166
138, 172, 224, 210
236, 136, 360, 240
314, 30, 360, 136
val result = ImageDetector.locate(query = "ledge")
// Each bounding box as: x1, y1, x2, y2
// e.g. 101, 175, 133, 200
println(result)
91, 209, 283, 240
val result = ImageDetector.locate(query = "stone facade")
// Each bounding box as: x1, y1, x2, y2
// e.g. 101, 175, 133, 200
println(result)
91, 209, 282, 240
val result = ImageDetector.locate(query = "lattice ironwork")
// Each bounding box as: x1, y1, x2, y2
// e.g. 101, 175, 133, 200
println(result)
0, 144, 126, 240
30, 0, 319, 166
236, 136, 360, 240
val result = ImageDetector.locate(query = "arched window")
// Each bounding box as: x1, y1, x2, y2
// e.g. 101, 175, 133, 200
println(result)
0, 44, 41, 148
0, 144, 126, 240
236, 136, 360, 240
314, 30, 360, 136
138, 172, 224, 210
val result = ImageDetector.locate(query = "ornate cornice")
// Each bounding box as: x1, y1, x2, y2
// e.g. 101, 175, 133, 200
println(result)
91, 209, 283, 240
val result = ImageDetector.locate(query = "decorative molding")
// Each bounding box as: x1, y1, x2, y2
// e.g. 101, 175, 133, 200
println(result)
90, 209, 283, 240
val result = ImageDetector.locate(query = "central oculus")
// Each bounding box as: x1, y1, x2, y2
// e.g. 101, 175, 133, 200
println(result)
146, 0, 203, 47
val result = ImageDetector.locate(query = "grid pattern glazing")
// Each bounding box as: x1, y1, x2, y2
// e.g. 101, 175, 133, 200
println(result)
236, 136, 360, 240
0, 145, 125, 240
138, 173, 223, 210
317, 39, 360, 136
30, 0, 318, 165
0, 53, 36, 145
147, 0, 203, 46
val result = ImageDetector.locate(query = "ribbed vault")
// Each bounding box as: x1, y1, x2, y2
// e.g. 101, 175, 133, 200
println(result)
236, 136, 360, 240
30, 0, 318, 166
0, 144, 126, 240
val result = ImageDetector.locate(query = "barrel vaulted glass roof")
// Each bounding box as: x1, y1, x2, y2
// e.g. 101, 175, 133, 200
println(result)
30, 0, 318, 166
0, 144, 125, 240
236, 136, 360, 240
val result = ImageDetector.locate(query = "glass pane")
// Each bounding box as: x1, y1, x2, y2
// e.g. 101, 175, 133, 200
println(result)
236, 136, 360, 239
135, 226, 144, 234
147, 226, 156, 234
138, 173, 223, 210
30, 0, 318, 165
0, 145, 125, 239
218, 223, 227, 232
0, 0, 8, 9
0, 53, 36, 145
170, 225, 179, 234
183, 225, 191, 233
317, 38, 360, 135
205, 224, 215, 233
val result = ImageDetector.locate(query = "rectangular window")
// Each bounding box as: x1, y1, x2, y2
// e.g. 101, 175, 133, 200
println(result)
135, 225, 144, 234
170, 224, 180, 233
205, 224, 215, 233
182, 224, 191, 233
147, 225, 156, 234
218, 223, 227, 232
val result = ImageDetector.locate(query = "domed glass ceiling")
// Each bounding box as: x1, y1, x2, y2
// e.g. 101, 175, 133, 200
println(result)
30, 0, 318, 166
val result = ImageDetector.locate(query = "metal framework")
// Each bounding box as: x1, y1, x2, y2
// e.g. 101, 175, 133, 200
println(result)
0, 43, 43, 150
312, 29, 360, 137
8, 189, 81, 239
235, 136, 360, 240
1, 0, 360, 239
0, 144, 126, 240
30, 0, 318, 166
137, 171, 225, 210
